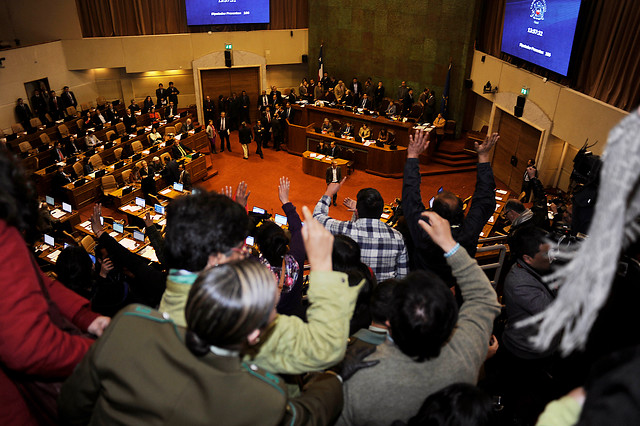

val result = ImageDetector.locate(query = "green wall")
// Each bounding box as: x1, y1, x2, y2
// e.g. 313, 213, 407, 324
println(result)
308, 0, 481, 134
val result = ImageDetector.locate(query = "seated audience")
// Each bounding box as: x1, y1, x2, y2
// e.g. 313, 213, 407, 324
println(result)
313, 181, 408, 281
103, 102, 117, 122
316, 140, 328, 155
85, 129, 100, 148
351, 279, 398, 346
65, 134, 83, 156
122, 108, 136, 133
433, 113, 446, 146
376, 128, 389, 146
148, 123, 162, 144
82, 156, 94, 175
128, 98, 140, 113
358, 123, 371, 140
170, 137, 192, 160
341, 122, 355, 138
321, 117, 333, 133
327, 141, 341, 158
336, 211, 501, 426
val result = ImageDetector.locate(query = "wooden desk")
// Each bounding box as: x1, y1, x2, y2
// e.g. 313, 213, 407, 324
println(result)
158, 186, 191, 200
74, 220, 148, 253
301, 151, 350, 179
292, 104, 415, 147
304, 130, 408, 178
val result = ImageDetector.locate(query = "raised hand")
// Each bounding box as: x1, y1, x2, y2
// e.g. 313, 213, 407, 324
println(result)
408, 129, 429, 159
343, 197, 357, 212
325, 176, 347, 198
234, 181, 251, 208
90, 203, 104, 238
278, 176, 290, 205
301, 205, 333, 272
475, 132, 499, 163
418, 210, 457, 253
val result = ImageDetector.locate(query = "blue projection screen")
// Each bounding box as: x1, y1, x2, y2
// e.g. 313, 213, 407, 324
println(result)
501, 0, 582, 76
186, 0, 270, 25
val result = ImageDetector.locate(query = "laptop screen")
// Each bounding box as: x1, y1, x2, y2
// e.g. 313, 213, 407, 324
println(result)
173, 182, 183, 192
113, 222, 124, 234
62, 202, 72, 213
154, 204, 165, 215
44, 234, 54, 247
45, 195, 55, 206
135, 197, 146, 208
252, 206, 265, 214
274, 214, 288, 227
133, 230, 145, 242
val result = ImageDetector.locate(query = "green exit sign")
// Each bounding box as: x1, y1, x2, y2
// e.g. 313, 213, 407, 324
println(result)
521, 87, 529, 96
225, 43, 232, 50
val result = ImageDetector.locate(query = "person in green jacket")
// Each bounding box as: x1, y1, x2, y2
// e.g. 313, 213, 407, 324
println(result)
158, 185, 361, 375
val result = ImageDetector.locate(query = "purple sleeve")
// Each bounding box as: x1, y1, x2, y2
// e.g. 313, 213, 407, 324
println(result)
282, 202, 305, 266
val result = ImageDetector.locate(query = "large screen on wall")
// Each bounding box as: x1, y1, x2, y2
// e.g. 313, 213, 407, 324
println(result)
501, 0, 582, 76
185, 0, 270, 25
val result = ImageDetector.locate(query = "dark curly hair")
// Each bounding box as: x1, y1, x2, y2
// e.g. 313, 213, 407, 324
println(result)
0, 151, 43, 244
164, 190, 249, 271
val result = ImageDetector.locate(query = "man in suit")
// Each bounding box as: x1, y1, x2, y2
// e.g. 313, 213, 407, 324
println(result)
253, 120, 265, 159
402, 89, 414, 116
261, 107, 273, 148
238, 121, 252, 160
30, 89, 48, 121
163, 158, 180, 185
342, 122, 355, 138
396, 81, 409, 101
325, 160, 342, 206
425, 90, 437, 123
156, 83, 167, 107
321, 72, 331, 91
269, 86, 282, 104
374, 81, 385, 109
217, 111, 231, 152
258, 90, 269, 112
62, 86, 78, 110
327, 141, 341, 159
240, 90, 251, 124
228, 92, 240, 131
165, 102, 177, 121
49, 90, 64, 121
103, 102, 117, 122
52, 165, 72, 198
182, 118, 194, 133
128, 99, 140, 113
203, 95, 215, 124
14, 98, 33, 127
350, 77, 362, 101
92, 109, 108, 127
122, 108, 137, 134
178, 163, 191, 190
167, 82, 180, 108
170, 138, 192, 160
359, 93, 373, 110
53, 141, 67, 162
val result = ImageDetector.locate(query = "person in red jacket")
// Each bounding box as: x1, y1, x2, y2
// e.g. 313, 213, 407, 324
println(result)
0, 151, 110, 425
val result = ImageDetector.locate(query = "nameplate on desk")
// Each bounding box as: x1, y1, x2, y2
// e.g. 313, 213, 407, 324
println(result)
159, 188, 172, 195
118, 238, 138, 250
47, 250, 62, 262
363, 141, 374, 146
496, 189, 508, 195
79, 220, 92, 230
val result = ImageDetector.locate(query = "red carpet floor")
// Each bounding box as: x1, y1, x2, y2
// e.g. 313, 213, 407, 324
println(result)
82, 132, 509, 223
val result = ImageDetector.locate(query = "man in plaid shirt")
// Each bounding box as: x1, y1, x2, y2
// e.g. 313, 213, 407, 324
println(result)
313, 181, 409, 280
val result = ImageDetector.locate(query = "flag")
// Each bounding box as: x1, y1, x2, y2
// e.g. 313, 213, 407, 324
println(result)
440, 62, 451, 117
318, 44, 324, 81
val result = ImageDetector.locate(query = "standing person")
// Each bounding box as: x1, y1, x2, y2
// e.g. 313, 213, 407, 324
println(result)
0, 151, 109, 425
156, 83, 167, 107
14, 98, 33, 128
30, 89, 48, 122
325, 160, 342, 206
228, 92, 240, 131
253, 119, 265, 159
240, 90, 251, 124
425, 90, 436, 123
262, 106, 273, 148
374, 81, 385, 110
217, 111, 231, 152
206, 119, 217, 154
203, 95, 215, 124
62, 86, 78, 110
49, 90, 64, 121
167, 82, 180, 108
239, 121, 252, 160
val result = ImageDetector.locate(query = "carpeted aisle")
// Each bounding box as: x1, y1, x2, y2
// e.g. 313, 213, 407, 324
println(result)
197, 132, 490, 222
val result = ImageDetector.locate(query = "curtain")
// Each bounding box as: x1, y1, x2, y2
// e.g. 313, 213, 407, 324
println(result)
76, 0, 308, 37
476, 0, 640, 111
